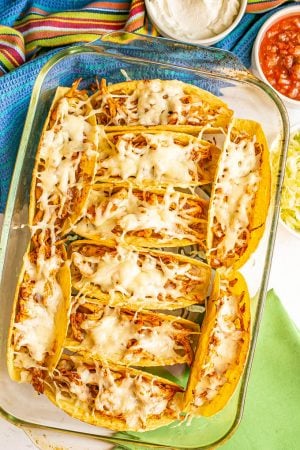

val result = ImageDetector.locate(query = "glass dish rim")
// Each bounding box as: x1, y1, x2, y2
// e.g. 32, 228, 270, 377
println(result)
0, 32, 290, 450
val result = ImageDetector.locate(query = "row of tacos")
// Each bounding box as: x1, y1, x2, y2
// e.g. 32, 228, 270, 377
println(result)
7, 78, 270, 431
29, 80, 270, 268
8, 240, 251, 429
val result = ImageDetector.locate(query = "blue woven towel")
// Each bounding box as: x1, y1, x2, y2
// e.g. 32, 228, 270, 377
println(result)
0, 2, 291, 211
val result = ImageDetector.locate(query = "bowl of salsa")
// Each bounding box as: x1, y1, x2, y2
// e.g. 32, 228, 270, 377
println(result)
252, 5, 300, 108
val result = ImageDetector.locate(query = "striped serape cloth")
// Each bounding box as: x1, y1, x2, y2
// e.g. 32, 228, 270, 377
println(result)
247, 0, 298, 12
0, 0, 298, 76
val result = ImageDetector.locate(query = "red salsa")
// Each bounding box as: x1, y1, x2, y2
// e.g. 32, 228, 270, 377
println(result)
259, 14, 300, 101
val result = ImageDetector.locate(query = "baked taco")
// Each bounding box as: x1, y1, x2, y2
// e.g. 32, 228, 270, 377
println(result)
69, 240, 212, 309
72, 184, 208, 248
30, 354, 183, 432
29, 80, 98, 237
206, 118, 271, 269
184, 270, 251, 416
7, 239, 71, 381
65, 299, 199, 366
95, 129, 220, 186
89, 78, 233, 131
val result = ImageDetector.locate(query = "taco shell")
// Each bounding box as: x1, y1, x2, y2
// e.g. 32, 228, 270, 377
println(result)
7, 245, 71, 381
38, 354, 183, 432
90, 79, 233, 132
207, 118, 271, 269
69, 240, 212, 309
65, 298, 199, 366
29, 82, 98, 236
72, 183, 208, 248
95, 128, 221, 187
184, 269, 251, 416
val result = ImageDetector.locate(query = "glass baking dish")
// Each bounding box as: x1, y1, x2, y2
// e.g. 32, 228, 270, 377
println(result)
0, 32, 289, 450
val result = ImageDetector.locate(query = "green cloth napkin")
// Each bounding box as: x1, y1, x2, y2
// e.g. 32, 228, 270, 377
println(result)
221, 289, 300, 450
114, 290, 300, 450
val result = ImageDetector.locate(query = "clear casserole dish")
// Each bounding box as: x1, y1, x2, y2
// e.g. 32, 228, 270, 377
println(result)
0, 32, 289, 449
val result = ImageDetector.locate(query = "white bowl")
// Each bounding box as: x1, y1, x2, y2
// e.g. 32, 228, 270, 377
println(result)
252, 5, 300, 110
279, 123, 300, 239
280, 218, 300, 239
145, 0, 247, 46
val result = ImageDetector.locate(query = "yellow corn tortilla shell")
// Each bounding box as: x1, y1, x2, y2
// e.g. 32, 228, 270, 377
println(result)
42, 354, 183, 432
7, 248, 29, 382
72, 183, 208, 249
29, 84, 98, 236
65, 297, 199, 366
90, 79, 233, 131
47, 261, 72, 372
184, 270, 251, 417
7, 249, 71, 381
68, 240, 212, 309
95, 128, 221, 187
207, 118, 271, 270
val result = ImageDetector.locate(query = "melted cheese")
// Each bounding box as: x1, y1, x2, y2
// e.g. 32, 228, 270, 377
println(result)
94, 373, 168, 429
72, 245, 204, 306
14, 300, 57, 362
35, 95, 97, 235
75, 186, 199, 243
14, 350, 40, 370
13, 91, 98, 373
211, 136, 260, 257
79, 305, 182, 363
134, 80, 185, 126
93, 79, 222, 126
194, 290, 242, 406
98, 132, 204, 183
58, 360, 178, 430
14, 249, 64, 364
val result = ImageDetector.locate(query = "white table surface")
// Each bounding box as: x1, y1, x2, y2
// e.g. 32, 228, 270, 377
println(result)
0, 108, 299, 450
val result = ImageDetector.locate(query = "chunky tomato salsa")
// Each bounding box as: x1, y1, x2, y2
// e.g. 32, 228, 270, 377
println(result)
259, 14, 300, 101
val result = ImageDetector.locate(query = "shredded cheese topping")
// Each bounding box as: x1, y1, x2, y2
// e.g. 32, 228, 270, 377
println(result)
97, 132, 212, 184
210, 135, 261, 260
10, 78, 261, 431
71, 245, 207, 306
14, 247, 64, 363
55, 358, 180, 430
74, 304, 187, 364
75, 185, 205, 243
93, 79, 226, 127
34, 95, 97, 237
194, 285, 243, 406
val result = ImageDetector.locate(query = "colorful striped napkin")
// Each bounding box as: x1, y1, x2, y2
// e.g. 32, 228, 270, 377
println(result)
247, 0, 298, 12
0, 1, 298, 76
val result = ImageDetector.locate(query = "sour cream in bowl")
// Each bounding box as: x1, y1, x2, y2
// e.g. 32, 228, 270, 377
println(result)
252, 5, 300, 109
145, 0, 247, 46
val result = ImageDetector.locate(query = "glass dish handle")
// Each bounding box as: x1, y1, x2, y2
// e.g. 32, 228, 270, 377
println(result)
86, 31, 253, 80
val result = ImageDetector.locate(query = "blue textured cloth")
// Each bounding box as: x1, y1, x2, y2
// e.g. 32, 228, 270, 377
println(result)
216, 4, 290, 65
0, 2, 291, 211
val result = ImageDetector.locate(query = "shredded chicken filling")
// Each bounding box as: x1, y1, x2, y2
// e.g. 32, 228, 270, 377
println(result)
48, 358, 180, 430
74, 186, 207, 243
97, 132, 216, 184
194, 285, 245, 407
69, 303, 193, 364
210, 134, 262, 264
91, 79, 226, 127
